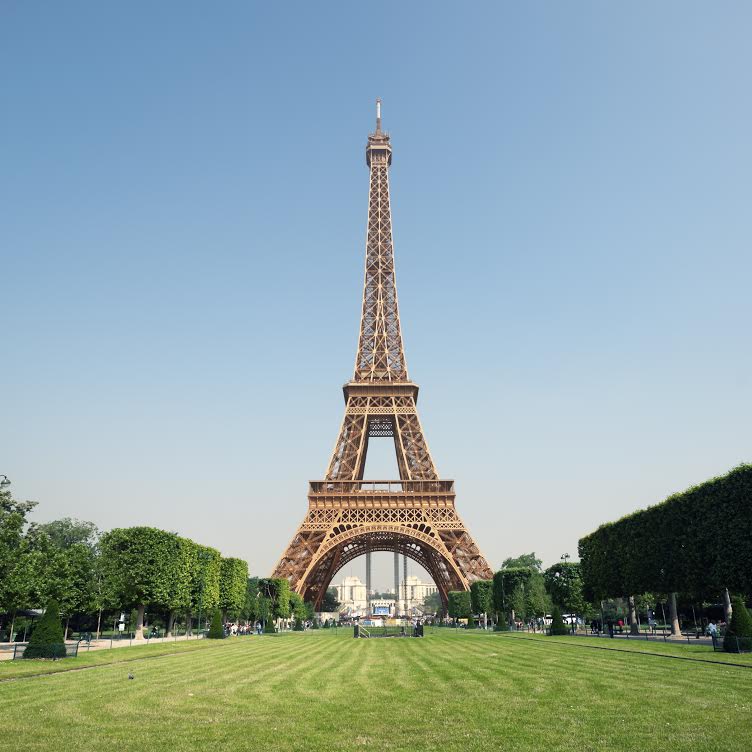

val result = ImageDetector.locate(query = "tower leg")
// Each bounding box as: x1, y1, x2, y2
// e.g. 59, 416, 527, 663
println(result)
394, 552, 399, 615
403, 555, 408, 614
366, 551, 372, 616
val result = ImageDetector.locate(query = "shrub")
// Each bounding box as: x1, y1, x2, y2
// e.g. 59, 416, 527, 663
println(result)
322, 620, 330, 629
24, 601, 66, 659
723, 596, 752, 653
311, 619, 319, 629
293, 617, 304, 631
263, 619, 276, 634
550, 606, 568, 636
207, 609, 224, 639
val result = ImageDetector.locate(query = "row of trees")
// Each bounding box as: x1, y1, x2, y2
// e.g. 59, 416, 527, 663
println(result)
0, 486, 248, 641
578, 464, 752, 631
447, 553, 585, 626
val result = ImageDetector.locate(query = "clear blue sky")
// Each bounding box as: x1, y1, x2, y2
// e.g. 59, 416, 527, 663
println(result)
2, 2, 750, 588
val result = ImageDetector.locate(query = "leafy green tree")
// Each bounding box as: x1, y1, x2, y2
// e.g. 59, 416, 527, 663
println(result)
289, 592, 307, 623
321, 587, 341, 612
723, 596, 752, 653
257, 595, 272, 629
188, 545, 221, 634
447, 591, 472, 623
219, 557, 249, 622
24, 600, 66, 659
207, 609, 224, 639
259, 578, 291, 623
36, 518, 98, 548
99, 527, 182, 640
0, 490, 36, 641
423, 591, 443, 615
240, 577, 260, 624
525, 574, 551, 619
470, 580, 493, 627
544, 562, 586, 617
501, 553, 542, 572
164, 537, 195, 637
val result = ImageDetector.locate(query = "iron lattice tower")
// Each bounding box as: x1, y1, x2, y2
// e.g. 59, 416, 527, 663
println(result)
272, 101, 492, 608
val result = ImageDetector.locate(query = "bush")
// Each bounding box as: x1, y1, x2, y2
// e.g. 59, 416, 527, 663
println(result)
311, 618, 319, 629
293, 617, 304, 631
263, 619, 276, 634
723, 596, 752, 653
550, 606, 568, 636
322, 620, 330, 629
24, 601, 66, 659
207, 609, 224, 639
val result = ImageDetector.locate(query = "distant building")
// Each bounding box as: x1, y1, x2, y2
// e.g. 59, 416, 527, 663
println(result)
336, 576, 368, 615
398, 575, 439, 615
335, 574, 438, 616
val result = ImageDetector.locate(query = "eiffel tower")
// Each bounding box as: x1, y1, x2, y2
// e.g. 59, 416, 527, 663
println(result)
272, 101, 492, 609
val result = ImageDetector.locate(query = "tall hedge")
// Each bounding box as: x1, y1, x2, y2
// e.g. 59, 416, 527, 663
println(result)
578, 465, 752, 602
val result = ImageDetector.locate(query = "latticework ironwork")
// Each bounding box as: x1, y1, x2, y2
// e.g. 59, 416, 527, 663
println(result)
272, 102, 492, 609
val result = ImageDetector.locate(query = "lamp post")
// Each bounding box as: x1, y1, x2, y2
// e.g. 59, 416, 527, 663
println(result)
0, 475, 11, 489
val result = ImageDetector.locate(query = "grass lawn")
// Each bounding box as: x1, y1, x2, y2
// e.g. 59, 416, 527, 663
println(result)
1, 629, 750, 751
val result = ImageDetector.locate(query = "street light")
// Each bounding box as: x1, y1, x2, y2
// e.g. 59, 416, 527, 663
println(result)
0, 475, 11, 489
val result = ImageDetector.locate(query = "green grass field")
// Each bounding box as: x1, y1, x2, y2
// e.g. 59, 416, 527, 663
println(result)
1, 629, 750, 751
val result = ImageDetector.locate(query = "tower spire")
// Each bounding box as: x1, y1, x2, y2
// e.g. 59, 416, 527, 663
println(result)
358, 99, 404, 381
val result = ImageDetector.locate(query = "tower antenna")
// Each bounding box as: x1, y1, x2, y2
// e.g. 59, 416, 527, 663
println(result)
376, 98, 382, 133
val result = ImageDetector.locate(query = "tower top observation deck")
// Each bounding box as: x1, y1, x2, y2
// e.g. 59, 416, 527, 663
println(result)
366, 98, 392, 167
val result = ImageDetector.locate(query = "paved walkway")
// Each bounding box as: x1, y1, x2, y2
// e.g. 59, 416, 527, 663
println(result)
0, 633, 206, 661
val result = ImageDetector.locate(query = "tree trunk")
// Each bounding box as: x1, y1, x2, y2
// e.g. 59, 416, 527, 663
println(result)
134, 604, 145, 640
668, 592, 681, 636
8, 612, 16, 643
628, 596, 639, 635
96, 609, 102, 640
186, 610, 193, 636
723, 589, 733, 624
165, 610, 175, 638
64, 616, 70, 641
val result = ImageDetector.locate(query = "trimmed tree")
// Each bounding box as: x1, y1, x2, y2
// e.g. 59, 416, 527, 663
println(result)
219, 557, 249, 622
99, 527, 182, 640
447, 590, 472, 624
470, 580, 493, 628
165, 537, 195, 638
549, 606, 568, 636
723, 596, 752, 654
207, 609, 224, 639
188, 545, 221, 635
579, 464, 752, 613
24, 600, 66, 659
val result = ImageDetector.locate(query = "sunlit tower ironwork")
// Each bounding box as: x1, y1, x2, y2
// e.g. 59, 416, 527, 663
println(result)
272, 101, 493, 609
